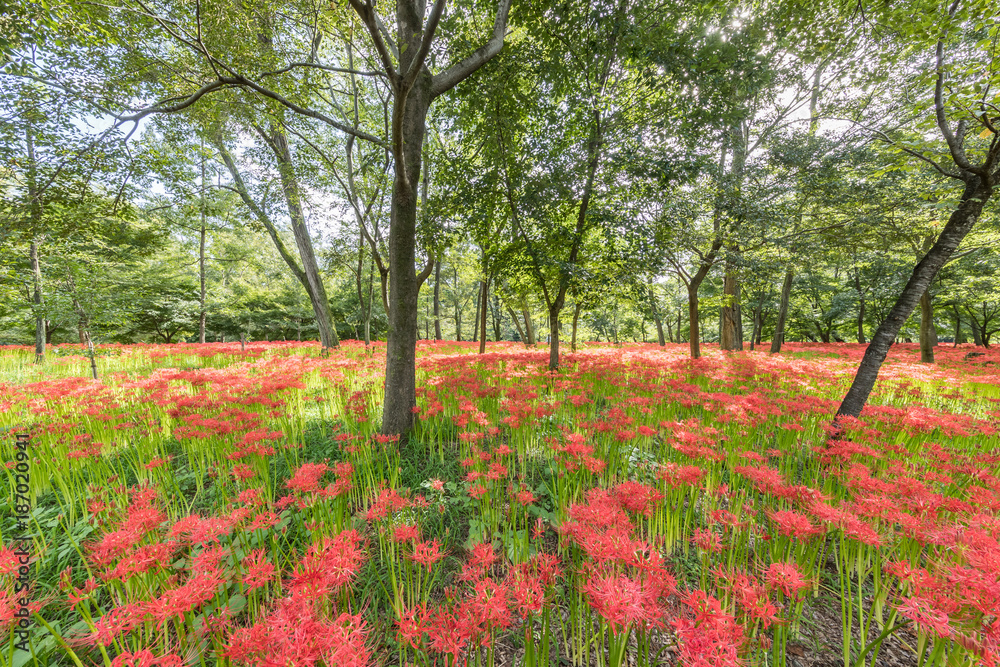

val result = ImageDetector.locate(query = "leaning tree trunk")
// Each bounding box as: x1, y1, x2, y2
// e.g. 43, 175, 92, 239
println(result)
506, 303, 526, 343
837, 179, 990, 420
919, 289, 937, 363
270, 128, 340, 351
523, 305, 536, 346
649, 286, 666, 347
770, 268, 793, 353
472, 288, 480, 343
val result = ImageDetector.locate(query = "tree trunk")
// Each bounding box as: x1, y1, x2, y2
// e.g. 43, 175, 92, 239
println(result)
749, 294, 764, 351
953, 306, 963, 346
30, 242, 45, 363
571, 300, 582, 351
268, 127, 340, 351
491, 294, 501, 341
455, 306, 462, 341
649, 286, 665, 346
478, 279, 488, 354
837, 178, 990, 420
548, 306, 561, 370
433, 260, 442, 340
968, 309, 984, 346
198, 148, 208, 344
523, 305, 536, 345
472, 286, 481, 343
720, 269, 742, 351
919, 289, 936, 363
688, 286, 702, 359
770, 268, 793, 353
506, 302, 526, 343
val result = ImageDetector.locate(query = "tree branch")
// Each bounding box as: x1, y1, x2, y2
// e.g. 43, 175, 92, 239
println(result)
431, 0, 512, 98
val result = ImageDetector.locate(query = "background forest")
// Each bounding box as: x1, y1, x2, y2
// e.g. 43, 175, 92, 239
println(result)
1, 0, 998, 357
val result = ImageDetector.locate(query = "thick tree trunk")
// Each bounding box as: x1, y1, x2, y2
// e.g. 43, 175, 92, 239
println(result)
455, 306, 462, 341
837, 179, 990, 420
953, 306, 963, 346
433, 260, 442, 340
919, 289, 937, 363
649, 286, 665, 347
720, 269, 742, 351
381, 74, 432, 436
269, 128, 340, 351
968, 309, 984, 346
770, 268, 793, 353
548, 306, 561, 370
688, 287, 702, 359
478, 279, 488, 354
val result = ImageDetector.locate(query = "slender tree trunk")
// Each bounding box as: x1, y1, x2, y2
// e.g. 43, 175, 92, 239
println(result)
523, 305, 535, 346
749, 294, 764, 351
199, 151, 207, 344
27, 125, 45, 364
919, 289, 936, 363
665, 314, 674, 343
837, 179, 990, 420
506, 303, 526, 343
953, 306, 963, 346
472, 287, 481, 343
478, 280, 488, 353
491, 294, 501, 341
571, 301, 582, 352
649, 286, 665, 347
433, 260, 442, 340
720, 270, 742, 350
30, 242, 45, 363
268, 127, 340, 351
770, 268, 793, 353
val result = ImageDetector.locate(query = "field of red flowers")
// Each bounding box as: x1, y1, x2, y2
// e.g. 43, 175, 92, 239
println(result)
1, 341, 999, 667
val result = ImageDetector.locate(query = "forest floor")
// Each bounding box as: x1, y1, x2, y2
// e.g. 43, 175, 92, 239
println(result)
0, 340, 998, 667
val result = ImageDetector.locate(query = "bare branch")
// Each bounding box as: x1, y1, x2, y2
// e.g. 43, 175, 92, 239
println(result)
347, 0, 399, 85
402, 0, 447, 92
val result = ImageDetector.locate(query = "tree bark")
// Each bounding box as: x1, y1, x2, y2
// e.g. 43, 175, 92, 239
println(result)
548, 306, 560, 370
27, 124, 45, 364
688, 286, 702, 359
523, 305, 535, 345
491, 294, 501, 341
472, 285, 481, 343
506, 303, 526, 343
478, 279, 488, 353
770, 268, 793, 353
649, 286, 665, 347
837, 178, 991, 420
30, 241, 45, 363
968, 307, 984, 346
919, 289, 936, 363
199, 150, 207, 344
433, 260, 442, 340
267, 126, 340, 351
571, 300, 582, 352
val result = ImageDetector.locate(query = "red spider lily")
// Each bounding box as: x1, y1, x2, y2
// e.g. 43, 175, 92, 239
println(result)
286, 462, 330, 494
582, 570, 669, 634
289, 530, 366, 600
242, 549, 275, 592
393, 523, 420, 543
693, 528, 722, 554
409, 540, 445, 572
765, 562, 811, 600
897, 596, 953, 638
